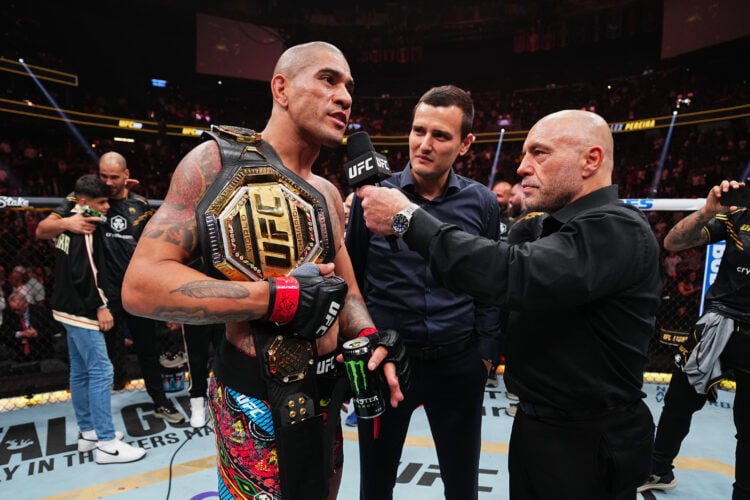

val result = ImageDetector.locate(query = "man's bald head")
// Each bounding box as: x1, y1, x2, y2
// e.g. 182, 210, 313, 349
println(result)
99, 151, 127, 172
264, 40, 353, 150
273, 41, 346, 80
98, 151, 130, 199
533, 109, 614, 178
518, 109, 615, 212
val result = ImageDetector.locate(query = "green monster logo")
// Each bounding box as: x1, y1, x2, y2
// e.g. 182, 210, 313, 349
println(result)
344, 359, 369, 394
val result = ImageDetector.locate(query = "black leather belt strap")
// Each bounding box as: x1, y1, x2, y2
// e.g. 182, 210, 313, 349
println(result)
519, 400, 639, 420
253, 327, 328, 500
212, 338, 266, 399
405, 336, 474, 361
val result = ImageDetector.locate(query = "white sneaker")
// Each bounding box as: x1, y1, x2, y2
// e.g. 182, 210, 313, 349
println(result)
95, 439, 146, 464
637, 472, 678, 492
78, 431, 124, 452
190, 397, 207, 428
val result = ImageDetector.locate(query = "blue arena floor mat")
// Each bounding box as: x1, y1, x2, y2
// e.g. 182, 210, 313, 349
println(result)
0, 378, 736, 499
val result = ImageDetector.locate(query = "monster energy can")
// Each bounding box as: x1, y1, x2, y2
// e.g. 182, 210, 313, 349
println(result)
342, 337, 386, 418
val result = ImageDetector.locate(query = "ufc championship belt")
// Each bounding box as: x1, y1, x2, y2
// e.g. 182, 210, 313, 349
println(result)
196, 125, 334, 281
197, 125, 334, 499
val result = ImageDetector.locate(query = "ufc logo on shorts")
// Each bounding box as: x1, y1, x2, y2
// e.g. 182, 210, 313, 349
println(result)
317, 356, 336, 375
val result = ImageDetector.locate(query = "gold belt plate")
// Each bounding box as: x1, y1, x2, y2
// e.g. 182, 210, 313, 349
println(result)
201, 165, 332, 281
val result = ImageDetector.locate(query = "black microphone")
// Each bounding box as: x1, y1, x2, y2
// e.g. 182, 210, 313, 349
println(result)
344, 131, 399, 252
345, 131, 392, 187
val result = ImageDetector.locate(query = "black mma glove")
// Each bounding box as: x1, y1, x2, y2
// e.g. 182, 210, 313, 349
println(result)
264, 263, 348, 340
359, 328, 411, 395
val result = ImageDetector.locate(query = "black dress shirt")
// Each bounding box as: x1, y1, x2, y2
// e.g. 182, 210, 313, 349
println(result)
404, 185, 662, 411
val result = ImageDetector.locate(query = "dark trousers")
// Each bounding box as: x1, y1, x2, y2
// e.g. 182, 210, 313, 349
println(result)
509, 400, 654, 500
357, 345, 487, 500
104, 320, 128, 387
652, 324, 750, 499
111, 306, 169, 408
182, 323, 224, 398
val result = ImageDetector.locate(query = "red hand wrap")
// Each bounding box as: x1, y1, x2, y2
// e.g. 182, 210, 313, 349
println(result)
358, 327, 378, 338
267, 276, 300, 324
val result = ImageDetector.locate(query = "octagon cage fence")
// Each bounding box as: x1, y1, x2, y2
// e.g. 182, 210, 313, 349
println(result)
0, 196, 735, 412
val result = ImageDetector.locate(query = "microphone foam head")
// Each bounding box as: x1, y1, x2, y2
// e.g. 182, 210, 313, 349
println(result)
346, 131, 374, 157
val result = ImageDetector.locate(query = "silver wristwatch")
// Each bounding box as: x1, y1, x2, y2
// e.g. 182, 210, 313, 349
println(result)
391, 203, 419, 237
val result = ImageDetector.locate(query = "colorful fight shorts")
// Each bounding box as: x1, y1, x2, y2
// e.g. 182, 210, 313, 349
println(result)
208, 351, 344, 500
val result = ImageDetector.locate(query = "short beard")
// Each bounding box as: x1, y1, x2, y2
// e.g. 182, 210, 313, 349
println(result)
526, 190, 573, 214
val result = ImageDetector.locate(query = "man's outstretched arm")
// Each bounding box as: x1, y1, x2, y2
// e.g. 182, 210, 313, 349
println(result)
36, 210, 100, 239
122, 141, 272, 324
664, 180, 743, 252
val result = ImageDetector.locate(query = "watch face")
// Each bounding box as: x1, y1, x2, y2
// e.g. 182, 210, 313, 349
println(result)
392, 213, 409, 235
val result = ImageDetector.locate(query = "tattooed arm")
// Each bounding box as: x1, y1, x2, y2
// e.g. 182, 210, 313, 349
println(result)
664, 180, 741, 252
663, 209, 712, 252
311, 178, 405, 405
122, 141, 271, 324
307, 176, 375, 341
334, 243, 374, 338
327, 180, 373, 338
